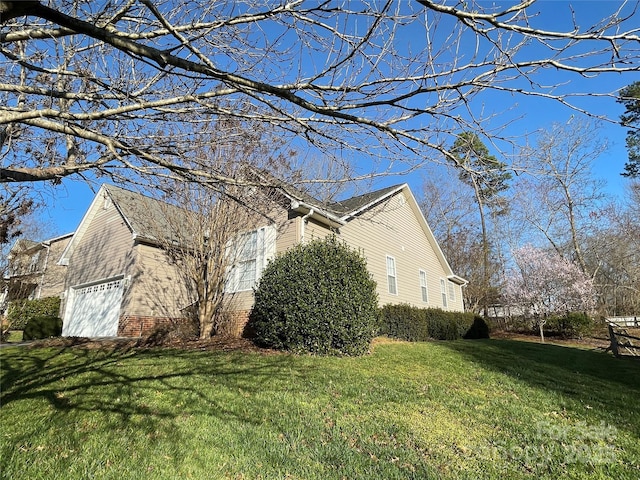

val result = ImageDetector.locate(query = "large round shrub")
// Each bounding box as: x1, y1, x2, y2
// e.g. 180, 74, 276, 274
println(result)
249, 235, 378, 355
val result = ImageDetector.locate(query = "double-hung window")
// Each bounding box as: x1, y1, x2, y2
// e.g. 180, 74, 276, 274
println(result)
386, 256, 397, 295
448, 281, 456, 303
440, 278, 448, 308
227, 226, 276, 292
29, 252, 41, 273
236, 230, 258, 291
419, 270, 428, 303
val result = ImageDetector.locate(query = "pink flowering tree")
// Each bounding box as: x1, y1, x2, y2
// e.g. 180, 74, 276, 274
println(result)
503, 245, 596, 342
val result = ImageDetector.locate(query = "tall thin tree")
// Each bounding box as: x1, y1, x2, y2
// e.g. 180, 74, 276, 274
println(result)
451, 132, 511, 316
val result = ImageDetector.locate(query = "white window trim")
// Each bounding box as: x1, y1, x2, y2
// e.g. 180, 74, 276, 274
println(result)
419, 269, 428, 303
28, 251, 41, 273
386, 255, 397, 295
226, 225, 276, 293
440, 278, 448, 309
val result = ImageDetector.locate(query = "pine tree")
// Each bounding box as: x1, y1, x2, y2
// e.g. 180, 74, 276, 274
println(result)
618, 82, 640, 177
451, 132, 511, 316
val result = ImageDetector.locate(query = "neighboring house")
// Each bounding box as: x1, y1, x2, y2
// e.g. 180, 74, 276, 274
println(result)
59, 182, 466, 338
1, 233, 73, 313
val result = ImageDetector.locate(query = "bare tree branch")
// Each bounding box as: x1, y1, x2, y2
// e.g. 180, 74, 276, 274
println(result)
1, 1, 638, 188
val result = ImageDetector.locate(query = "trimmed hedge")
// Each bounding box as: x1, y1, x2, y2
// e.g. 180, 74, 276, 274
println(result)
249, 235, 379, 356
379, 303, 484, 341
6, 297, 61, 330
23, 315, 63, 340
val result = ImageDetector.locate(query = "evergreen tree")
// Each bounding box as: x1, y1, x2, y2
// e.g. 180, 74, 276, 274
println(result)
451, 132, 511, 316
618, 81, 640, 177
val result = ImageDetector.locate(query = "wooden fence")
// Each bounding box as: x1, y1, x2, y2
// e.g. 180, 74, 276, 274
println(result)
606, 316, 640, 328
607, 323, 640, 358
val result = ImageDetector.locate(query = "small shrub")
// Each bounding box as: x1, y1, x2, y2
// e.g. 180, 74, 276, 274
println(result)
463, 316, 491, 339
249, 235, 378, 356
23, 315, 63, 340
379, 304, 476, 341
6, 297, 61, 330
546, 312, 593, 338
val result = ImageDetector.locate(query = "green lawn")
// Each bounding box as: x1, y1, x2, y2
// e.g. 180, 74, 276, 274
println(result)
1, 339, 639, 479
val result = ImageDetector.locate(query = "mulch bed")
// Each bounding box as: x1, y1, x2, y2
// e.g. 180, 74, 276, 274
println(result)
13, 330, 630, 355
23, 335, 281, 355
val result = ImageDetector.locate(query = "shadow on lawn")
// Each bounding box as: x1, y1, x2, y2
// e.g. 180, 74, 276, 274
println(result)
1, 344, 315, 475
442, 339, 640, 435
0, 344, 301, 433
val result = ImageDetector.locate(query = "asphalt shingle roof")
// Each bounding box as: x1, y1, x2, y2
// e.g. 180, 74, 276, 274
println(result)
326, 184, 403, 217
103, 184, 191, 244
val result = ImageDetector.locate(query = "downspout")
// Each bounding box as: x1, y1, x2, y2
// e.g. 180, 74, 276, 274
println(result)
300, 209, 314, 243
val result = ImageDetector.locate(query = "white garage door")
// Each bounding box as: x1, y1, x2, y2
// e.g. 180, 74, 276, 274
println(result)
62, 278, 124, 337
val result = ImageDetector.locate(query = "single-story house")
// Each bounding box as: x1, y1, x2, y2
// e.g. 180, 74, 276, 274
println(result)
59, 181, 466, 337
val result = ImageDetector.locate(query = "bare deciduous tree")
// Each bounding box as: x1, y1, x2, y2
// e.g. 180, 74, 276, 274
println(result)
147, 180, 281, 339
133, 114, 292, 339
1, 1, 638, 188
510, 119, 608, 275
0, 185, 34, 246
582, 186, 640, 316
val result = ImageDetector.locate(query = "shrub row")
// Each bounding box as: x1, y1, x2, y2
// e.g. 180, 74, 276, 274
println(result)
488, 312, 594, 339
6, 297, 61, 330
379, 303, 488, 341
545, 312, 593, 338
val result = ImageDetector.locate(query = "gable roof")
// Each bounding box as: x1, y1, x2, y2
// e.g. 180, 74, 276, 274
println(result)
8, 238, 39, 257
327, 184, 404, 219
58, 184, 189, 265
329, 183, 467, 285
102, 184, 189, 244
9, 233, 74, 257
58, 180, 466, 285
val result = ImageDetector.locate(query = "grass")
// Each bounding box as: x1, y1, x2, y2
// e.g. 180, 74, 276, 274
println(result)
1, 338, 639, 479
0, 330, 23, 343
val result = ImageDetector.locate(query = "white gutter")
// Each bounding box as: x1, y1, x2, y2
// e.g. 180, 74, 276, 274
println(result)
447, 274, 468, 286
290, 200, 345, 229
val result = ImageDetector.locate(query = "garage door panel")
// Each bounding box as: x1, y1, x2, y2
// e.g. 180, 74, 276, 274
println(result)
63, 278, 124, 337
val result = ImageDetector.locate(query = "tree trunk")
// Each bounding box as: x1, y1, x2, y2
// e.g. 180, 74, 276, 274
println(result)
538, 320, 545, 343
198, 300, 214, 340
472, 179, 490, 318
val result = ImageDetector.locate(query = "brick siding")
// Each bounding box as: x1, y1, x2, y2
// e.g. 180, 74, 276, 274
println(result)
118, 315, 189, 337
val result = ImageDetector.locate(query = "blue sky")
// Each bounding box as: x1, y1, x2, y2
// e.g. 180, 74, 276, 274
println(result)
25, 1, 638, 238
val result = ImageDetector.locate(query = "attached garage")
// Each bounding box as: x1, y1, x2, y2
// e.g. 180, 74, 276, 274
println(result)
62, 277, 125, 337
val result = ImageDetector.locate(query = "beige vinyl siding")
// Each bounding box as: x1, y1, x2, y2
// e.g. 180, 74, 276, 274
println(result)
224, 290, 254, 313
338, 190, 464, 311
276, 215, 298, 253
124, 243, 192, 317
223, 215, 294, 313
37, 236, 71, 298
65, 203, 133, 288
303, 217, 334, 243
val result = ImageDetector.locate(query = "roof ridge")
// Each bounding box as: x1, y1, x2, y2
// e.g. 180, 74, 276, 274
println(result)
326, 183, 405, 216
